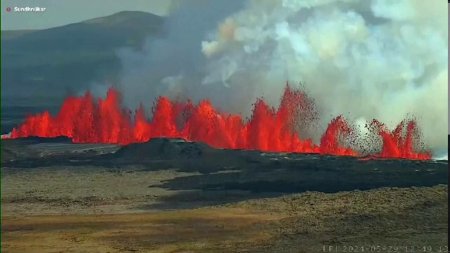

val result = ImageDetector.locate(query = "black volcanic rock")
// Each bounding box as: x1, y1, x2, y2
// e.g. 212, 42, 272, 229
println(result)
110, 138, 252, 172
1, 137, 117, 164
1, 137, 72, 162
114, 138, 216, 160
1, 136, 448, 195
3, 136, 72, 145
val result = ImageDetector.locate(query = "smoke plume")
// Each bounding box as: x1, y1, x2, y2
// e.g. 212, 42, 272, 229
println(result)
112, 0, 448, 156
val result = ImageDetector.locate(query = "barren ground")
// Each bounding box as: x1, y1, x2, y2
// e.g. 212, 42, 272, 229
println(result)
1, 138, 448, 252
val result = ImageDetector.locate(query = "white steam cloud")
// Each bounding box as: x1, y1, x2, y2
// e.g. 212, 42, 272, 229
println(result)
113, 0, 448, 156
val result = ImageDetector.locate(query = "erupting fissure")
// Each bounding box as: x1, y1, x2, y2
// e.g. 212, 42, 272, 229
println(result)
6, 85, 431, 160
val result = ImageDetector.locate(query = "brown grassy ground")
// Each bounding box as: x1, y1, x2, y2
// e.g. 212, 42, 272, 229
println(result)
2, 185, 447, 253
2, 208, 279, 253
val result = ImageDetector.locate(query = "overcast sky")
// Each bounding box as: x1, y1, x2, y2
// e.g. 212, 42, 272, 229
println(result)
1, 0, 173, 30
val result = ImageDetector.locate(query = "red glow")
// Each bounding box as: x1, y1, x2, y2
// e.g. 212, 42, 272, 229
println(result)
320, 116, 357, 156
7, 85, 431, 160
369, 119, 431, 160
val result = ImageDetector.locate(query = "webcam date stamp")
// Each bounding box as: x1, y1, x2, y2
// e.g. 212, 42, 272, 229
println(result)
322, 245, 448, 253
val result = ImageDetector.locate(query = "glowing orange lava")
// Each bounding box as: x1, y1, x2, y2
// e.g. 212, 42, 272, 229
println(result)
7, 85, 431, 160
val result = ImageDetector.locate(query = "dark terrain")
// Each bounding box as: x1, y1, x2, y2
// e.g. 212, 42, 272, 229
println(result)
2, 137, 448, 202
1, 137, 448, 252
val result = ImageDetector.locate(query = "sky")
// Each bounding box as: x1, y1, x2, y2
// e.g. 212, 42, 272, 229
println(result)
1, 0, 173, 30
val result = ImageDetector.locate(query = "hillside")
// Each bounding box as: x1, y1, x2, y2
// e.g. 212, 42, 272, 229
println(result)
1, 11, 164, 100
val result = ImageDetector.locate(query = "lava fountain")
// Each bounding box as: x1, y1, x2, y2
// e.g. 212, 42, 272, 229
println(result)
5, 85, 431, 160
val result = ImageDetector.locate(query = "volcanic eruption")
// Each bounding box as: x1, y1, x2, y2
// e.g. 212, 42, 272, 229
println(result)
6, 84, 431, 160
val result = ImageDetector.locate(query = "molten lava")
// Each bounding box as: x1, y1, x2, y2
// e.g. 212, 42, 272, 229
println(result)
7, 85, 431, 160
369, 119, 431, 160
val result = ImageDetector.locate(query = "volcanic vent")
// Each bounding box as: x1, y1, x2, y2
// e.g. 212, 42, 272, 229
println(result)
6, 84, 430, 160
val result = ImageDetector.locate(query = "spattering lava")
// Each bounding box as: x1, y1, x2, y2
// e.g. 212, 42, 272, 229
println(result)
6, 85, 431, 160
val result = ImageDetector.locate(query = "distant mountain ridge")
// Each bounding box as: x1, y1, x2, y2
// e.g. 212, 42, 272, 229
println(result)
1, 11, 165, 100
